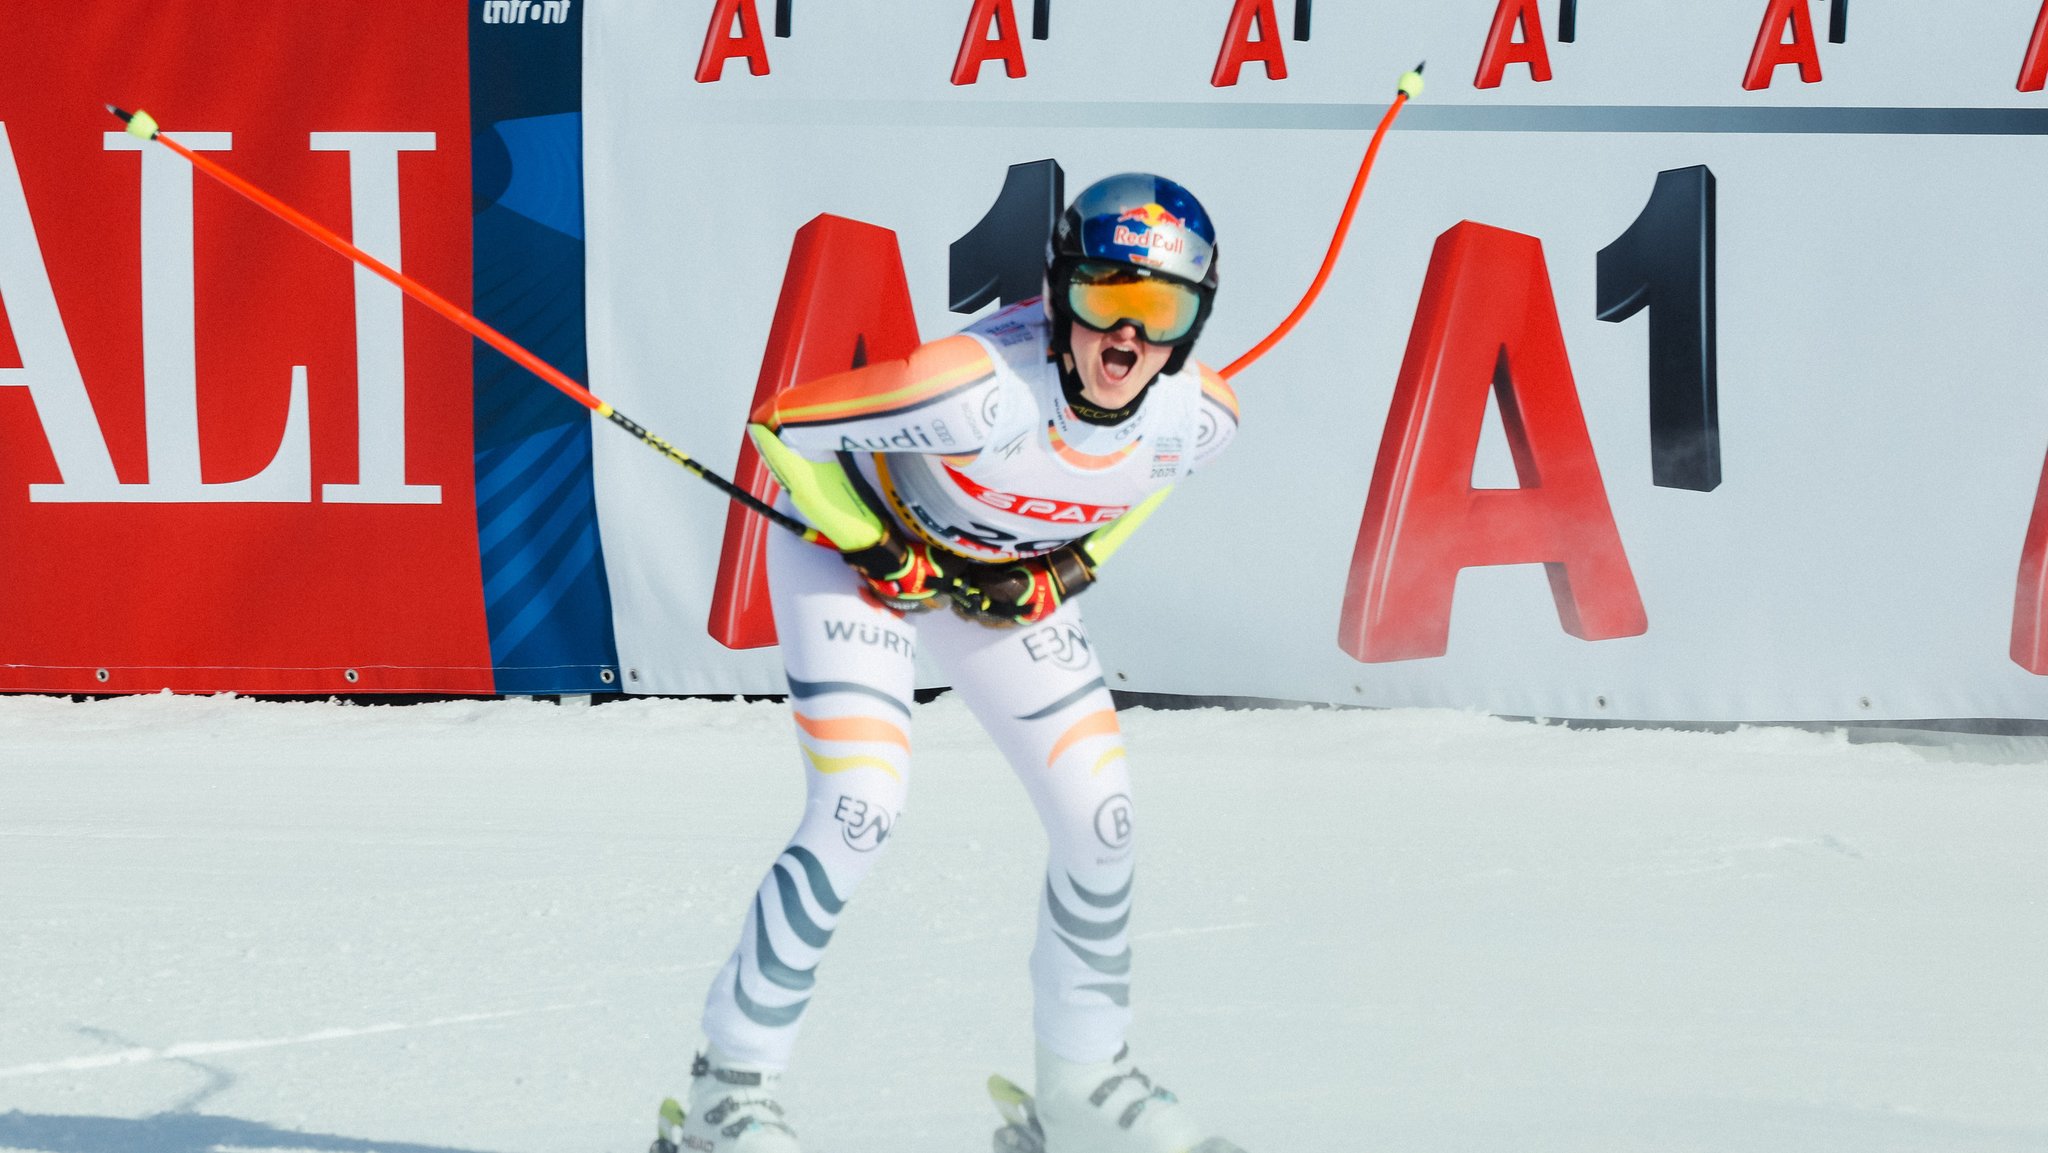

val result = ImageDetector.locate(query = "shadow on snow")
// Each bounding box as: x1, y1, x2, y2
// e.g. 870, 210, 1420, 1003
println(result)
0, 1111, 511, 1153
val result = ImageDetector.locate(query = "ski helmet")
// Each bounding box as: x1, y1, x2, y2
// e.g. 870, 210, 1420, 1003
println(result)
1046, 173, 1218, 378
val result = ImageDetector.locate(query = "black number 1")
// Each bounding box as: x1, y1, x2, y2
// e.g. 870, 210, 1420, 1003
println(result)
1597, 165, 1720, 492
949, 159, 1065, 315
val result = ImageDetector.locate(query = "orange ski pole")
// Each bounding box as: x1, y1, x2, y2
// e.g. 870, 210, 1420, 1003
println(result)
1222, 63, 1424, 381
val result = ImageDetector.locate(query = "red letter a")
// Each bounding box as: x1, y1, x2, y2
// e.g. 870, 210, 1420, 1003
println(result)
0, 300, 18, 368
707, 217, 923, 649
1338, 222, 1647, 664
2021, 1, 2048, 92
696, 0, 770, 83
1211, 0, 1289, 87
1475, 0, 1553, 89
952, 0, 1028, 85
1744, 0, 1823, 90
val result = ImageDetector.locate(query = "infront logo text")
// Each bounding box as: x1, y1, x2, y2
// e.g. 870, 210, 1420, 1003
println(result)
482, 1, 572, 24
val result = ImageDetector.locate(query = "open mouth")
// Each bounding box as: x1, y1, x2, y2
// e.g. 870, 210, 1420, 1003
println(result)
1101, 346, 1139, 382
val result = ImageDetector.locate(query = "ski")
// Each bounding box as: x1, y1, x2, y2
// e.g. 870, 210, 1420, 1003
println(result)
651, 1096, 687, 1153
988, 1073, 1046, 1153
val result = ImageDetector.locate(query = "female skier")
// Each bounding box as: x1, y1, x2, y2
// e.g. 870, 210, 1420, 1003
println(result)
661, 173, 1246, 1153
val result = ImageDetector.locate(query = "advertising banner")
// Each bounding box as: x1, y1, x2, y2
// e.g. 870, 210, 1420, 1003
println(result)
0, 2, 617, 694
9, 2, 2048, 720
584, 1, 2048, 720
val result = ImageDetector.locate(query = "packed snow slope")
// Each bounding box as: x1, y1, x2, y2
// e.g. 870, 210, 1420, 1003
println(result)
1, 694, 2044, 1153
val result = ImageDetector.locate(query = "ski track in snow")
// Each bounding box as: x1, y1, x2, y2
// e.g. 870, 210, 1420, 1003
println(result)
0, 1005, 602, 1081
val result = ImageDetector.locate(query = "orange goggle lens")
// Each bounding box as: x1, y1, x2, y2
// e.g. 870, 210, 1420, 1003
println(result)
1066, 265, 1204, 344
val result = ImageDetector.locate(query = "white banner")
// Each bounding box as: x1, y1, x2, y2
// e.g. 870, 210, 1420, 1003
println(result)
583, 0, 2048, 720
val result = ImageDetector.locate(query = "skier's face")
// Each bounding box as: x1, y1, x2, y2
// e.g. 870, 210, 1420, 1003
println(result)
1067, 320, 1171, 411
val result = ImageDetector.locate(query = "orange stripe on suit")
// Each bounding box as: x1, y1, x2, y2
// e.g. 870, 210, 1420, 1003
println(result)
754, 335, 995, 430
1047, 709, 1122, 767
1199, 366, 1240, 422
793, 711, 912, 751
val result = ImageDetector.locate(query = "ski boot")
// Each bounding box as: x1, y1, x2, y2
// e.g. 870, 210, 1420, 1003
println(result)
652, 1049, 801, 1153
987, 1044, 1247, 1153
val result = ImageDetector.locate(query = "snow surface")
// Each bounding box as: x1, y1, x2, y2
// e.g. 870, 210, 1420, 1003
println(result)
2, 693, 2045, 1153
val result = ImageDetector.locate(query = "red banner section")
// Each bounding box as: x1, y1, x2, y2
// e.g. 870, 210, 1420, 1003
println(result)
0, 4, 490, 693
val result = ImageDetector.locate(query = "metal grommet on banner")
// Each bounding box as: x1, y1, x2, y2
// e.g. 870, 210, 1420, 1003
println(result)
94, 668, 109, 684
600, 669, 617, 685
344, 669, 360, 685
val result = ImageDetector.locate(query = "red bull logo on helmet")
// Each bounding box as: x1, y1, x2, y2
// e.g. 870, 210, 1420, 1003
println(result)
1118, 203, 1187, 230
1076, 180, 1216, 285
1113, 203, 1189, 255
1111, 224, 1187, 255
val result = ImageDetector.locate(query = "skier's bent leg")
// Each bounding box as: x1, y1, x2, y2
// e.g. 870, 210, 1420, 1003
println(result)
927, 606, 1243, 1152
699, 526, 918, 1071
922, 607, 1136, 1062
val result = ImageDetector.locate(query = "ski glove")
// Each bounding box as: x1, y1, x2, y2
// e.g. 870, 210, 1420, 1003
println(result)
948, 545, 1097, 627
844, 532, 950, 613
944, 486, 1177, 626
747, 422, 947, 613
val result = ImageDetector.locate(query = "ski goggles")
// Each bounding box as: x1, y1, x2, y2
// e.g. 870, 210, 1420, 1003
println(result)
1063, 261, 1207, 345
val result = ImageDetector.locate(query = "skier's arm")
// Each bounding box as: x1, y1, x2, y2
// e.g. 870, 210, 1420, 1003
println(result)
752, 334, 997, 459
744, 335, 997, 611
746, 423, 950, 610
1189, 367, 1240, 470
